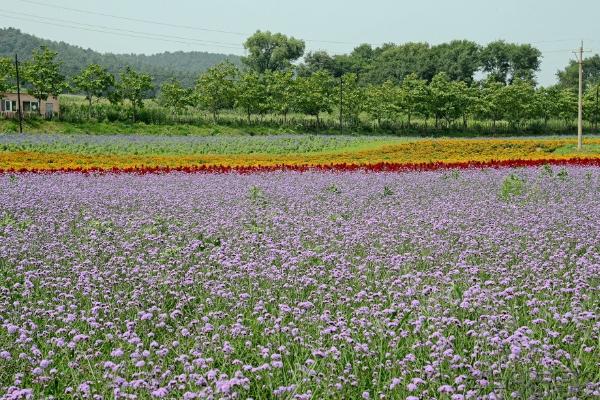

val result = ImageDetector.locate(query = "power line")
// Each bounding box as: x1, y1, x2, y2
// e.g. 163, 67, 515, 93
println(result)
1, 10, 245, 49
16, 0, 384, 47
0, 13, 244, 51
18, 0, 248, 36
14, 0, 593, 52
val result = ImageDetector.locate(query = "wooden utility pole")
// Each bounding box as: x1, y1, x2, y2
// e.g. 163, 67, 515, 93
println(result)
14, 54, 23, 134
575, 42, 584, 150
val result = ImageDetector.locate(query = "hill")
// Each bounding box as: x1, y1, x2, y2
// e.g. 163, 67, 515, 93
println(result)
0, 27, 243, 90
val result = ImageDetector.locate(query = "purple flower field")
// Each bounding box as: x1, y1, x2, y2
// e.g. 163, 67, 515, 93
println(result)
0, 167, 599, 399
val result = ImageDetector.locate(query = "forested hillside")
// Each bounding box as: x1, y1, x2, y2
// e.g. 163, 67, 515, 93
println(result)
0, 28, 242, 88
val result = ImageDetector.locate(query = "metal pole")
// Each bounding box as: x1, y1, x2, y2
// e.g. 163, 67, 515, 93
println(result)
15, 54, 23, 134
577, 41, 583, 150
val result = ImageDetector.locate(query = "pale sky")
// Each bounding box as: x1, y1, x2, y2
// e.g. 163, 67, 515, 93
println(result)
1, 0, 599, 86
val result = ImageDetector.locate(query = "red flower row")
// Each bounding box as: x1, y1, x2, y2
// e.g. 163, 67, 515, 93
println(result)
2, 158, 600, 175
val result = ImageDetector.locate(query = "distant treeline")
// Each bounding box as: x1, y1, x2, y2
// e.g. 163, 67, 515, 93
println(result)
0, 28, 242, 89
2, 29, 600, 134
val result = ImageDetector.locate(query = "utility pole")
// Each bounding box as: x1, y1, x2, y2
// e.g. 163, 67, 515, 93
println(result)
339, 76, 343, 135
574, 41, 584, 150
14, 54, 23, 134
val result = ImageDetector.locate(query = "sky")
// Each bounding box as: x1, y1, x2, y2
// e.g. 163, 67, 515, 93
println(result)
1, 0, 599, 86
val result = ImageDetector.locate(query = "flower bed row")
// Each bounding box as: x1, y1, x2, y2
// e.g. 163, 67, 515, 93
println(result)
3, 157, 600, 175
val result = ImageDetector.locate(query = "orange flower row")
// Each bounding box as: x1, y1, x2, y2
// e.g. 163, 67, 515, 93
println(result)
1, 138, 599, 171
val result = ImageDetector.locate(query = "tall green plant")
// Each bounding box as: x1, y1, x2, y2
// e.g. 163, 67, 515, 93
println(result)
22, 46, 68, 114
114, 67, 154, 122
0, 57, 14, 93
195, 61, 238, 121
72, 64, 115, 118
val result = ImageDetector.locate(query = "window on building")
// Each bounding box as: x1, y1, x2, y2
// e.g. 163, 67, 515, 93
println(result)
23, 101, 39, 112
3, 100, 17, 112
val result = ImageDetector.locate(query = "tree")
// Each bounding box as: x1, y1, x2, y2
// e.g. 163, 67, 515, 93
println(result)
480, 41, 541, 84
266, 70, 295, 123
431, 40, 481, 84
195, 61, 238, 121
452, 81, 478, 129
584, 83, 600, 130
555, 88, 578, 127
115, 67, 154, 122
363, 42, 436, 85
479, 78, 505, 131
497, 79, 536, 128
364, 80, 399, 126
427, 72, 469, 128
22, 46, 67, 114
242, 31, 305, 73
557, 54, 600, 91
72, 64, 115, 117
159, 79, 194, 115
534, 86, 561, 128
236, 71, 270, 122
0, 57, 14, 93
298, 51, 337, 77
340, 73, 364, 126
400, 73, 429, 127
293, 70, 335, 126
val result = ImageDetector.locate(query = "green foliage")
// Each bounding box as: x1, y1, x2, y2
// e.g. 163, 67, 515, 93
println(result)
480, 40, 541, 84
248, 186, 265, 204
236, 71, 270, 121
340, 73, 363, 125
195, 62, 238, 121
583, 83, 600, 129
22, 46, 68, 109
293, 70, 335, 125
555, 89, 578, 126
365, 80, 399, 126
0, 56, 14, 93
557, 168, 569, 180
363, 42, 436, 84
72, 64, 115, 115
497, 79, 537, 128
500, 173, 525, 201
266, 71, 295, 121
159, 79, 194, 115
401, 73, 429, 125
242, 30, 305, 73
431, 40, 481, 84
0, 28, 242, 89
557, 54, 600, 90
114, 67, 154, 121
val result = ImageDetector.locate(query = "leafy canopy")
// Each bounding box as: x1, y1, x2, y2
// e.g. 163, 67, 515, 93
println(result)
22, 46, 68, 103
242, 31, 305, 73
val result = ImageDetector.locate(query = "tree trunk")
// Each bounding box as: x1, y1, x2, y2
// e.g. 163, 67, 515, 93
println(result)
88, 96, 93, 120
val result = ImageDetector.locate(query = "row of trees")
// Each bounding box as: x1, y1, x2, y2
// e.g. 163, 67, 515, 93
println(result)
160, 62, 599, 130
241, 31, 543, 86
2, 42, 600, 131
0, 47, 154, 121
